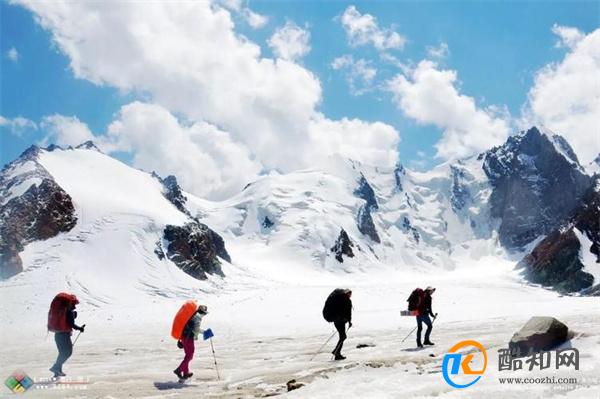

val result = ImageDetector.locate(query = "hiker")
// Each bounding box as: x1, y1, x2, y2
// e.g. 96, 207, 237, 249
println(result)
47, 293, 85, 378
415, 286, 436, 347
174, 305, 208, 381
322, 288, 353, 360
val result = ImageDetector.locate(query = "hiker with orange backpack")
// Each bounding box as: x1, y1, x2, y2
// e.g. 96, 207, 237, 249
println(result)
171, 301, 208, 381
406, 286, 437, 348
47, 293, 86, 378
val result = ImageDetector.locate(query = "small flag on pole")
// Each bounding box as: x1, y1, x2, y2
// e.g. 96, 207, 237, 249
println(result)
203, 328, 214, 340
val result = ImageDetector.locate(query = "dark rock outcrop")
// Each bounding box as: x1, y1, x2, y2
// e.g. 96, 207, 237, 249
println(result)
519, 180, 599, 293
162, 220, 230, 280
357, 204, 380, 243
354, 174, 378, 211
331, 228, 354, 262
509, 317, 569, 357
394, 163, 405, 192
401, 217, 420, 243
483, 127, 591, 250
450, 165, 469, 212
262, 216, 274, 229
0, 147, 77, 278
155, 174, 188, 214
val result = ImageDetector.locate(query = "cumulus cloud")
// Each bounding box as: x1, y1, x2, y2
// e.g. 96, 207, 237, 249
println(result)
388, 60, 511, 160
39, 114, 95, 147
15, 1, 402, 198
426, 42, 449, 59
522, 27, 600, 164
6, 47, 19, 62
309, 115, 400, 169
331, 55, 377, 95
105, 102, 262, 200
243, 8, 268, 29
268, 21, 311, 61
339, 5, 406, 51
551, 24, 585, 49
0, 115, 37, 136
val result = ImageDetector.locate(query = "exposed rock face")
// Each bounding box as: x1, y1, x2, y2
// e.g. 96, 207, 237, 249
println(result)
483, 127, 591, 250
509, 317, 569, 357
354, 174, 380, 243
401, 217, 420, 243
394, 163, 405, 192
0, 146, 77, 278
162, 220, 230, 280
450, 165, 469, 212
519, 180, 599, 293
262, 216, 274, 229
331, 228, 354, 262
357, 204, 380, 243
157, 174, 188, 215
354, 174, 378, 210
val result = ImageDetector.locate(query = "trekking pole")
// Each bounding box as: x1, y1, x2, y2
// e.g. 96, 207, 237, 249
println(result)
72, 325, 86, 347
209, 337, 221, 381
310, 330, 337, 361
400, 314, 438, 343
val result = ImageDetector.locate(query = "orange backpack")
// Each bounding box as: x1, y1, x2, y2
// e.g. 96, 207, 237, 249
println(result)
171, 300, 198, 340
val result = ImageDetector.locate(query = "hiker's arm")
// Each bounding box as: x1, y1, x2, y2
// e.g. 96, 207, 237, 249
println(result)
67, 310, 84, 331
428, 300, 434, 317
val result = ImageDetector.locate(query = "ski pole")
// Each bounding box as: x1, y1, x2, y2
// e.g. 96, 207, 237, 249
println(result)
209, 337, 221, 381
310, 330, 337, 361
401, 314, 437, 343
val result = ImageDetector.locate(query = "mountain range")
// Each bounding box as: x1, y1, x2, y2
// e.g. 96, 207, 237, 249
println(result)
1, 126, 598, 303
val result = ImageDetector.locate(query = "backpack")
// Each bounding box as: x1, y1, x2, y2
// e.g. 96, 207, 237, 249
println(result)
407, 288, 424, 311
171, 300, 198, 340
48, 292, 79, 332
322, 289, 347, 322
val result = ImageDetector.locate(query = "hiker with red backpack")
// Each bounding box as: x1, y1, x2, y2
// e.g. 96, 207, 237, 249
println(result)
171, 301, 208, 382
47, 293, 86, 378
406, 286, 437, 348
322, 288, 353, 360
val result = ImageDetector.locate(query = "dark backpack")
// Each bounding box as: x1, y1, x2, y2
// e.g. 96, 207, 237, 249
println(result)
407, 288, 424, 311
322, 289, 347, 322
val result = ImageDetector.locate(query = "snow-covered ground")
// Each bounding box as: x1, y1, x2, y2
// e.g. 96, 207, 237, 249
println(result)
1, 259, 599, 398
1, 146, 599, 398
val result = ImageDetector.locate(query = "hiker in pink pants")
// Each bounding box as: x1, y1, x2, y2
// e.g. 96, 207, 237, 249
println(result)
174, 305, 207, 380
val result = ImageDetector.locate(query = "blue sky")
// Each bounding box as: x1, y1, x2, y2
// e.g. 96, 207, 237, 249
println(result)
1, 1, 598, 193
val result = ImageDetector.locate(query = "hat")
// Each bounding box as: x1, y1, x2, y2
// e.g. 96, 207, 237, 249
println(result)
425, 286, 436, 293
197, 305, 208, 314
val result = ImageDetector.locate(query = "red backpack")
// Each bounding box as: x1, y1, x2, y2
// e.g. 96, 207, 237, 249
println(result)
48, 293, 79, 333
407, 288, 424, 311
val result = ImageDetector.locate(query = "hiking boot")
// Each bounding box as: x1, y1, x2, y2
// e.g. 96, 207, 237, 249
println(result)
334, 354, 346, 361
173, 369, 183, 379
183, 372, 193, 379
49, 367, 65, 377
424, 341, 435, 346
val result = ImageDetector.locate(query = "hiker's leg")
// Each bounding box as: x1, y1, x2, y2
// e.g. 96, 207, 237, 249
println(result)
178, 338, 195, 375
333, 319, 347, 355
416, 316, 423, 346
423, 314, 433, 342
53, 332, 73, 371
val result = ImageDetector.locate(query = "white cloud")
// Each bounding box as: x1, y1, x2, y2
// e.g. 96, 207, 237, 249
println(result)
15, 1, 402, 198
243, 8, 268, 29
268, 21, 310, 61
105, 102, 262, 200
6, 47, 19, 62
339, 5, 406, 51
388, 60, 511, 160
522, 27, 600, 164
15, 0, 322, 173
309, 115, 400, 169
551, 24, 585, 49
426, 42, 449, 59
331, 55, 377, 95
0, 115, 37, 136
39, 114, 95, 147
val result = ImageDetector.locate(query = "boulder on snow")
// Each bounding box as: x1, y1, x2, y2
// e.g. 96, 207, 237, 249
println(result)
509, 316, 569, 356
286, 379, 305, 392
